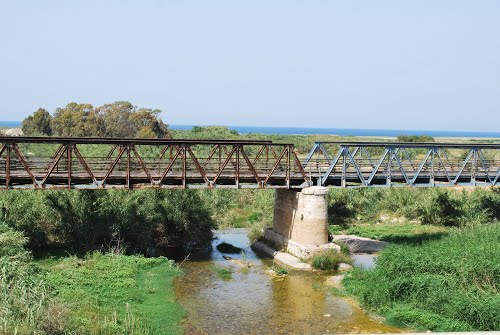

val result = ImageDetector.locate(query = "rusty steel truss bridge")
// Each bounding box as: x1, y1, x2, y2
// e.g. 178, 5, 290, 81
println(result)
0, 137, 499, 190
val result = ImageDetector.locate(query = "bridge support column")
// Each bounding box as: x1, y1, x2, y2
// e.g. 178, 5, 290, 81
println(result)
263, 186, 336, 259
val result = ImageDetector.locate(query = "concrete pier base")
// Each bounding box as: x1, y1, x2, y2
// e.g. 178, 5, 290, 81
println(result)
262, 186, 339, 260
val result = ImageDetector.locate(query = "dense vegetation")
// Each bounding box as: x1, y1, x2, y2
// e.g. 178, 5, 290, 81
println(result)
0, 222, 184, 335
21, 101, 169, 138
311, 247, 351, 271
396, 135, 435, 143
344, 224, 500, 331
327, 187, 500, 228
0, 190, 215, 255
3, 123, 500, 333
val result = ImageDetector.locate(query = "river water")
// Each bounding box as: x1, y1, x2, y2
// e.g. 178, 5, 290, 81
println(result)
174, 229, 402, 335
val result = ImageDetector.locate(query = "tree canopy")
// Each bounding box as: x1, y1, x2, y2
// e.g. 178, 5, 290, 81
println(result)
21, 108, 53, 136
21, 101, 169, 138
396, 135, 435, 143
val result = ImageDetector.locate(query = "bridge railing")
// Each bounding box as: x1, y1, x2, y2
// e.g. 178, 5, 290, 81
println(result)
303, 141, 500, 187
0, 137, 311, 190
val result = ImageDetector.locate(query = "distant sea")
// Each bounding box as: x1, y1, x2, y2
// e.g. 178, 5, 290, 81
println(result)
1, 121, 499, 138
0, 121, 22, 127
170, 124, 500, 138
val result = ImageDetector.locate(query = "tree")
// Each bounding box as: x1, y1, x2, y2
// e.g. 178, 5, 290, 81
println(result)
21, 108, 52, 136
52, 102, 94, 137
21, 101, 169, 138
397, 135, 435, 143
130, 108, 168, 138
94, 101, 136, 138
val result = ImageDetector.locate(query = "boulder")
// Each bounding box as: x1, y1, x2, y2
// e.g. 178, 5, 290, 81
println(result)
338, 263, 353, 271
333, 235, 389, 253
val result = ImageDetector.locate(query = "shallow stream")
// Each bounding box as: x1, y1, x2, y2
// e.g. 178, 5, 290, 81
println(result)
174, 229, 402, 335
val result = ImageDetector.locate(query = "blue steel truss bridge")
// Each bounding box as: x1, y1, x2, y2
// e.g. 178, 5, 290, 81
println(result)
304, 141, 500, 188
0, 137, 499, 190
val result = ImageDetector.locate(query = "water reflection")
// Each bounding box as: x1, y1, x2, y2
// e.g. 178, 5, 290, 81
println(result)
174, 229, 402, 335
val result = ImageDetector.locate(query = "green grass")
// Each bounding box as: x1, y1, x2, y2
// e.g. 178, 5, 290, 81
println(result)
213, 266, 233, 280
43, 252, 184, 335
334, 240, 351, 255
343, 224, 500, 331
311, 249, 352, 271
330, 223, 449, 244
272, 266, 289, 276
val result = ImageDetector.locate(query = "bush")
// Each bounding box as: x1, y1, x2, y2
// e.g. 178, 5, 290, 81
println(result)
0, 223, 67, 335
311, 249, 351, 270
344, 224, 500, 331
334, 240, 351, 255
0, 189, 216, 255
416, 191, 462, 227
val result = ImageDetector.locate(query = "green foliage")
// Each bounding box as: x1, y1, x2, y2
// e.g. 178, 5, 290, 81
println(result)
0, 223, 66, 335
0, 218, 184, 335
416, 191, 462, 226
44, 252, 184, 335
21, 108, 52, 136
272, 266, 289, 276
327, 189, 382, 225
334, 240, 351, 255
22, 101, 169, 138
333, 223, 449, 244
311, 249, 352, 271
0, 222, 28, 257
396, 135, 435, 143
385, 304, 473, 332
327, 188, 500, 229
0, 191, 52, 252
52, 102, 95, 137
198, 189, 274, 241
213, 266, 232, 280
0, 190, 216, 254
344, 224, 500, 331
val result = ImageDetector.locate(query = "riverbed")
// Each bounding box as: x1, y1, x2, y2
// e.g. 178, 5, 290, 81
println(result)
174, 229, 402, 335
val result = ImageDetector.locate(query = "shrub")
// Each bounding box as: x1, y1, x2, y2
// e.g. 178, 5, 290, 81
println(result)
311, 249, 351, 270
344, 224, 500, 331
416, 190, 462, 226
0, 223, 67, 335
334, 240, 351, 255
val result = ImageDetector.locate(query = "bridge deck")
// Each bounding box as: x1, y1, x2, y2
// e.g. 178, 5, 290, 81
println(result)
0, 137, 499, 189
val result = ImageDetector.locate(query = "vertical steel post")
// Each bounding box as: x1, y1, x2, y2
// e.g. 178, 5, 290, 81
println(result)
286, 145, 291, 188
6, 144, 11, 189
266, 146, 269, 170
341, 147, 346, 188
235, 145, 240, 188
219, 145, 222, 171
387, 148, 392, 187
67, 144, 72, 190
126, 145, 131, 189
430, 148, 436, 186
182, 145, 187, 189
472, 148, 477, 186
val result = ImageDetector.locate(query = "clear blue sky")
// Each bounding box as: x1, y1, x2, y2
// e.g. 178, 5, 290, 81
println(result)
0, 1, 499, 131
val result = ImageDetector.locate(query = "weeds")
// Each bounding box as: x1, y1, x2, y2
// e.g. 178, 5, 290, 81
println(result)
213, 266, 233, 280
344, 224, 500, 331
311, 250, 352, 271
272, 266, 289, 276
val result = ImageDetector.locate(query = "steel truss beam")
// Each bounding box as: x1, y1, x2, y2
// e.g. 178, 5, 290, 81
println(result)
0, 137, 309, 190
308, 141, 500, 188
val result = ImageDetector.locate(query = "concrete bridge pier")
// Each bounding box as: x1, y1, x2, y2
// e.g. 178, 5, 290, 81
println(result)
262, 186, 338, 259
